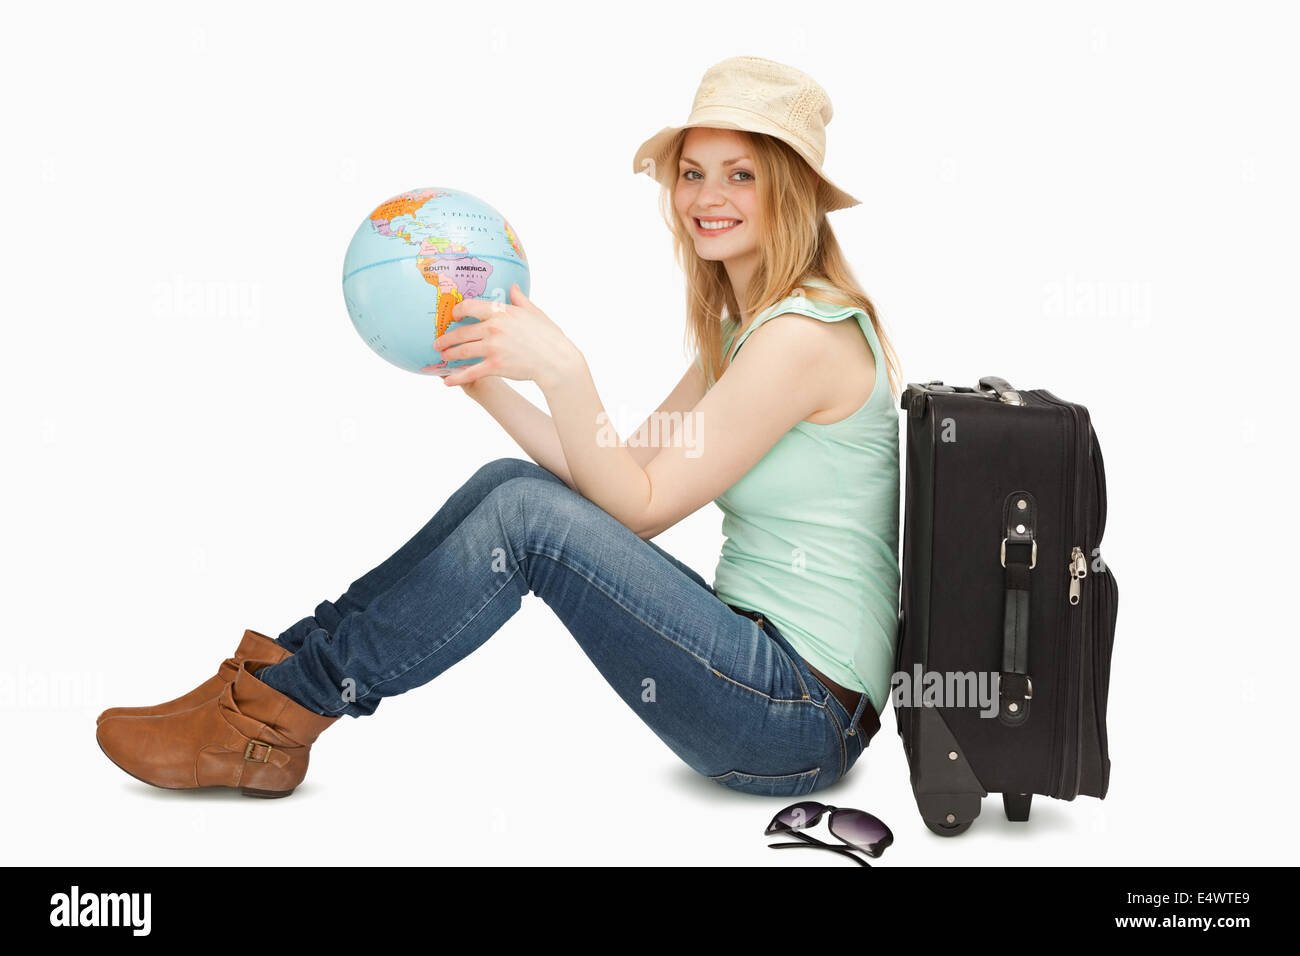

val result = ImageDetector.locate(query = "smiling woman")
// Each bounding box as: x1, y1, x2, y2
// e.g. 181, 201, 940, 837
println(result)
675, 136, 762, 284
93, 55, 901, 806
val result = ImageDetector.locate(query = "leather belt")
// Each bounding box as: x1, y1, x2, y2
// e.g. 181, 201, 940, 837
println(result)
727, 604, 881, 744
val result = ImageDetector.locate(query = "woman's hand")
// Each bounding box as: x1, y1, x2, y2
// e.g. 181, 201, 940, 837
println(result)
434, 284, 583, 393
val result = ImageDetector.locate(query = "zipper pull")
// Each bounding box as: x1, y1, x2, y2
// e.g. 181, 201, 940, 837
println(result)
1068, 546, 1088, 605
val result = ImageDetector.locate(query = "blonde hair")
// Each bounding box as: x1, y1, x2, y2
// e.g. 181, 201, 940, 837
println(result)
654, 128, 902, 398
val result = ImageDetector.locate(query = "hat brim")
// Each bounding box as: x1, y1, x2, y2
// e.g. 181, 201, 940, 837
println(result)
632, 118, 860, 213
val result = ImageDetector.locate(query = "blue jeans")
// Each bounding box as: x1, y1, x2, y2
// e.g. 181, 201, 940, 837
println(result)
257, 457, 868, 796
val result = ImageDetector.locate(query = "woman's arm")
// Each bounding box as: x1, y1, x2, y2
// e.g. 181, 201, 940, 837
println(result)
461, 376, 578, 490
542, 314, 837, 539
622, 361, 708, 469
462, 359, 707, 484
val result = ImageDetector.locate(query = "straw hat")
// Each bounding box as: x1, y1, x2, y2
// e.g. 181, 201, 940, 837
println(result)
631, 55, 861, 213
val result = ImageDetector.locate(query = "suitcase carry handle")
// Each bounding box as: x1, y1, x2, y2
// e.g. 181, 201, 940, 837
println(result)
978, 376, 1026, 406
998, 491, 1037, 729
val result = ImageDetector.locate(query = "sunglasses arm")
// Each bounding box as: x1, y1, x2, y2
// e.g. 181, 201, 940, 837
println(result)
767, 830, 871, 867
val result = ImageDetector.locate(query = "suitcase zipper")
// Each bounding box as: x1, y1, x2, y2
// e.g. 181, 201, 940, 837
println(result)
1068, 546, 1087, 605
1065, 545, 1088, 798
1030, 390, 1090, 800
1091, 564, 1118, 797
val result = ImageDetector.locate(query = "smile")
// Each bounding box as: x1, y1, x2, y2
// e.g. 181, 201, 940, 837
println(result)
694, 217, 741, 235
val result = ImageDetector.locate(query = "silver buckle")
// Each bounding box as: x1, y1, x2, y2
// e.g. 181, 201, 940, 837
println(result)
1000, 537, 1037, 569
1001, 675, 1033, 701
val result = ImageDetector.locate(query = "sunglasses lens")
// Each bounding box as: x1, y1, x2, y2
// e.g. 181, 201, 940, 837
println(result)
768, 801, 825, 833
831, 810, 891, 850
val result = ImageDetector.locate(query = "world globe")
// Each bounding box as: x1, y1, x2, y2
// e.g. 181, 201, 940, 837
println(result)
342, 187, 530, 375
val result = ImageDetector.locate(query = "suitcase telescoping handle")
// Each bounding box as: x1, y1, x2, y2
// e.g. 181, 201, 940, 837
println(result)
903, 378, 1026, 413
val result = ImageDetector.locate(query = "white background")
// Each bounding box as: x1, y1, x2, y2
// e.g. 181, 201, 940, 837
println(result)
2, 0, 1295, 866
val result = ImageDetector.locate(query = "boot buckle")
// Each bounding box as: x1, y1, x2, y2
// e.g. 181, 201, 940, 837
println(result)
244, 739, 274, 762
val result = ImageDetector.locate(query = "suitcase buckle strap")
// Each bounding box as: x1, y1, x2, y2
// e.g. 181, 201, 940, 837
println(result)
1000, 673, 1033, 701
999, 492, 1038, 728
1000, 536, 1037, 569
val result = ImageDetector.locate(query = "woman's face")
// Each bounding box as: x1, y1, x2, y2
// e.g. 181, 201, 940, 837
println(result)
673, 127, 760, 267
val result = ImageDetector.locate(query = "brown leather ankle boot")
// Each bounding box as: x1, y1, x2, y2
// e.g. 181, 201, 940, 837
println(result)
97, 629, 292, 725
96, 658, 339, 798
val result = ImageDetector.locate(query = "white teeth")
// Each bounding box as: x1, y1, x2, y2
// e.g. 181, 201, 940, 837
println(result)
698, 219, 740, 230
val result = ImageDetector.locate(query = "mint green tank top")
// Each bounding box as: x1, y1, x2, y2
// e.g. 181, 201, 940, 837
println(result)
697, 279, 900, 714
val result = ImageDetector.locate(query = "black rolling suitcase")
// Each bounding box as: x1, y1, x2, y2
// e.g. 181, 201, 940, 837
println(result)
894, 377, 1118, 835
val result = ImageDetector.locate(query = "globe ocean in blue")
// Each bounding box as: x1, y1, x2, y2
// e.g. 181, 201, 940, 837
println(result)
342, 187, 530, 375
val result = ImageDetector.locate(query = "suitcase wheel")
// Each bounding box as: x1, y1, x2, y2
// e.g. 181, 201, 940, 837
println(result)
924, 817, 972, 837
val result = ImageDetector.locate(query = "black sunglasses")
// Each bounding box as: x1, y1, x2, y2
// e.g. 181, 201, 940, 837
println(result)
765, 801, 893, 867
